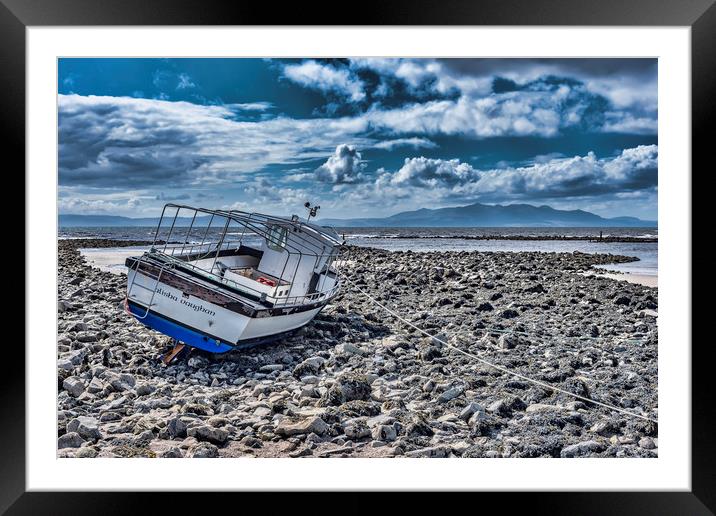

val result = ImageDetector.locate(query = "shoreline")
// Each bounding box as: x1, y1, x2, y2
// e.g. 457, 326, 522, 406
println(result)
58, 238, 658, 459
359, 235, 657, 243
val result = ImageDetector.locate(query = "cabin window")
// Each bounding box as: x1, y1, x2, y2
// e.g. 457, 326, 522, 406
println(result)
267, 225, 288, 251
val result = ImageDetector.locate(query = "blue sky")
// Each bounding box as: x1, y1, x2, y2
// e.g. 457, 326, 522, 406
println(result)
58, 58, 658, 220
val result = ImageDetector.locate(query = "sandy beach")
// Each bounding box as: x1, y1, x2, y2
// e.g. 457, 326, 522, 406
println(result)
58, 239, 658, 458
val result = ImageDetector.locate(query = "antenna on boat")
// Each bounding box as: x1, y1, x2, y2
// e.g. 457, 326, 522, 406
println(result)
304, 201, 320, 222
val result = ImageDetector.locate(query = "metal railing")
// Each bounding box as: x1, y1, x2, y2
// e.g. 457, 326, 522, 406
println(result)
129, 203, 344, 309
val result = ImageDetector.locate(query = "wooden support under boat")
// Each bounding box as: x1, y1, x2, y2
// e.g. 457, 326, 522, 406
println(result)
162, 341, 186, 365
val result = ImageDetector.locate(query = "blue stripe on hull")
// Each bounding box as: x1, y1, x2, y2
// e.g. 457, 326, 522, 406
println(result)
127, 302, 234, 353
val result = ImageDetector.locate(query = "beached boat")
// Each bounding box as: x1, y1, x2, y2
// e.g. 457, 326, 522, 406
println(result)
124, 203, 343, 354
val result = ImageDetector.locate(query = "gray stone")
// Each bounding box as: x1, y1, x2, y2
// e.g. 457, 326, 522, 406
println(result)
371, 425, 397, 442
86, 377, 105, 394
498, 334, 519, 350
468, 410, 487, 427
58, 432, 85, 449
66, 416, 101, 440
639, 437, 656, 450
158, 446, 183, 458
76, 446, 98, 458
405, 446, 450, 458
344, 420, 371, 440
136, 383, 156, 396
459, 402, 484, 421
276, 416, 328, 437
63, 377, 85, 398
188, 443, 219, 458
293, 356, 325, 377
187, 425, 229, 444
438, 385, 465, 403
560, 440, 606, 458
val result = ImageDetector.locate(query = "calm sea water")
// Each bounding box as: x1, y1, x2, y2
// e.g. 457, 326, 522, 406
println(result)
60, 226, 658, 276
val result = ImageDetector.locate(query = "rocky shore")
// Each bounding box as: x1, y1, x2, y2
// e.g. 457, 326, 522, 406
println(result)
57, 239, 658, 458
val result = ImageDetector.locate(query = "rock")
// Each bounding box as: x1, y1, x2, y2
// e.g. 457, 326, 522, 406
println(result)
240, 436, 263, 449
187, 425, 229, 444
338, 342, 370, 356
62, 377, 85, 398
57, 359, 74, 371
589, 420, 616, 436
371, 425, 397, 442
498, 334, 519, 350
560, 440, 606, 458
476, 302, 494, 311
405, 446, 450, 458
58, 432, 85, 449
614, 295, 631, 306
320, 374, 371, 406
66, 416, 101, 440
188, 443, 219, 458
438, 385, 465, 403
525, 283, 545, 293
167, 415, 194, 438
468, 410, 487, 426
289, 447, 314, 458
293, 356, 325, 377
405, 416, 434, 437
64, 349, 86, 366
419, 346, 442, 362
158, 447, 183, 458
104, 372, 136, 392
276, 416, 329, 437
136, 383, 156, 396
459, 402, 484, 421
525, 403, 564, 413
86, 377, 105, 394
639, 437, 656, 450
76, 447, 98, 458
344, 420, 371, 440
499, 309, 519, 319
259, 364, 284, 373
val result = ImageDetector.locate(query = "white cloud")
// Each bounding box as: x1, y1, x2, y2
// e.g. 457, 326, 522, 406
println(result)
176, 73, 196, 90
315, 144, 366, 184
348, 145, 658, 210
230, 101, 274, 111
366, 94, 563, 138
386, 157, 480, 187
372, 137, 438, 151
282, 60, 365, 102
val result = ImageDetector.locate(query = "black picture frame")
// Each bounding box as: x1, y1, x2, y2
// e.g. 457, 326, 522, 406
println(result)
4, 0, 712, 513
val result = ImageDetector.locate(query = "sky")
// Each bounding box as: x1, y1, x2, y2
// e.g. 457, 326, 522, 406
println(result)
58, 58, 658, 221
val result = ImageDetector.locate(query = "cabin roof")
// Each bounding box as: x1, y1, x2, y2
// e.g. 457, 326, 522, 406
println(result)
159, 203, 344, 251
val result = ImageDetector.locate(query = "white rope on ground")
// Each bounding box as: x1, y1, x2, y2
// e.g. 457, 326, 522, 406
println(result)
341, 275, 658, 425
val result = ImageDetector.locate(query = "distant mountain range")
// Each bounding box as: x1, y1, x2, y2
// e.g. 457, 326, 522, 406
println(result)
59, 202, 656, 228
319, 202, 656, 228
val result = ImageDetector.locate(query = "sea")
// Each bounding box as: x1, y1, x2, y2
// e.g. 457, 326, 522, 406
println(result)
60, 226, 658, 277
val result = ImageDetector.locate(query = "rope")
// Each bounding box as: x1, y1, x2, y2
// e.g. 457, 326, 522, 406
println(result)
341, 274, 658, 425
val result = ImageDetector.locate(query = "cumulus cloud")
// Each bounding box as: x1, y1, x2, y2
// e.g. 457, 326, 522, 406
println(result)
350, 58, 657, 134
359, 145, 658, 207
315, 144, 366, 184
282, 61, 365, 102
366, 94, 564, 138
385, 157, 480, 187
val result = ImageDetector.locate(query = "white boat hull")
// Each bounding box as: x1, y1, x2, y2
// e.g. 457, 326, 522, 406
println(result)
126, 267, 325, 352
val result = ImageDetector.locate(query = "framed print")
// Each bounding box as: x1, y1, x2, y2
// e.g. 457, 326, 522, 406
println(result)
5, 0, 713, 512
